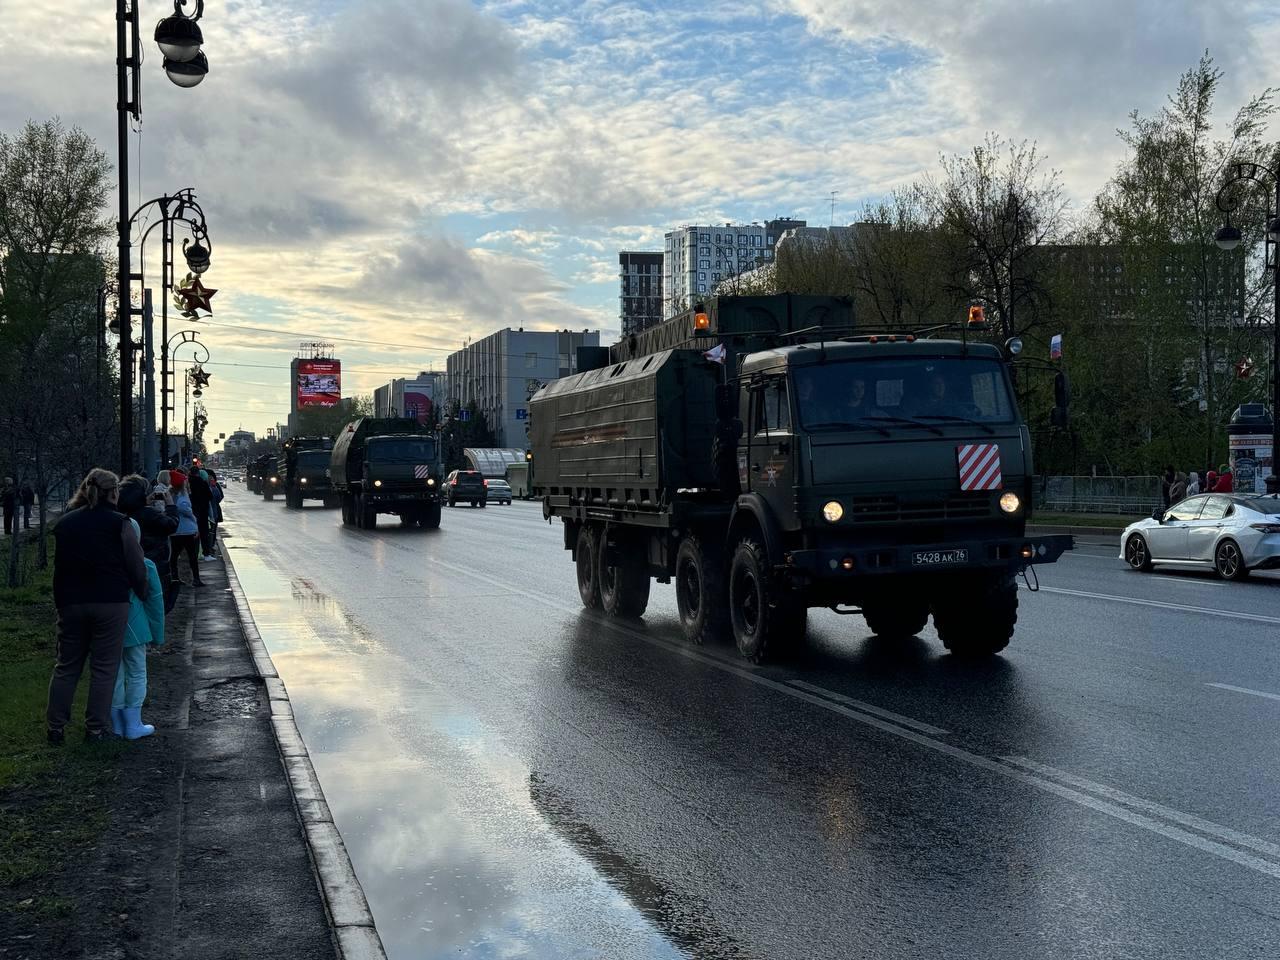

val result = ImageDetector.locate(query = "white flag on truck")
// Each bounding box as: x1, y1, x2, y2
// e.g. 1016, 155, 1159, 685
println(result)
704, 343, 727, 364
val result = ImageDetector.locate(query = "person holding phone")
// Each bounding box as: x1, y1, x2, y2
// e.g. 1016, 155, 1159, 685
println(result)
118, 475, 180, 613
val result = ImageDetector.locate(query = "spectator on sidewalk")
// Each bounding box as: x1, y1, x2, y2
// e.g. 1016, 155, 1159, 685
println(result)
111, 517, 165, 740
188, 468, 214, 559
1160, 466, 1175, 507
46, 468, 150, 744
207, 469, 224, 557
1168, 471, 1187, 503
20, 482, 34, 529
1213, 463, 1233, 493
1, 477, 14, 536
168, 470, 204, 589
1186, 471, 1201, 496
119, 474, 180, 613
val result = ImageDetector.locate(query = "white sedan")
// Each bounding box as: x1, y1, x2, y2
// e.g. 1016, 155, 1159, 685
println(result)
1120, 493, 1280, 580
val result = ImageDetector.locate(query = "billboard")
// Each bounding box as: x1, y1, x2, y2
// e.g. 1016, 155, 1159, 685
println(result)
297, 359, 341, 408
403, 389, 434, 425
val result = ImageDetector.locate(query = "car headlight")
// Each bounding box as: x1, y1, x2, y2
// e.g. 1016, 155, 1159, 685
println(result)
999, 491, 1021, 514
373, 479, 383, 488
822, 501, 844, 523
300, 477, 307, 485
426, 478, 436, 487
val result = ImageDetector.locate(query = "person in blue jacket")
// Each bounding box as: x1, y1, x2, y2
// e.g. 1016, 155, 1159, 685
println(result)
112, 518, 165, 739
168, 470, 203, 588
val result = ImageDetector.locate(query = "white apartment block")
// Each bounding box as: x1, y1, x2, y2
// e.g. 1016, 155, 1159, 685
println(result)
662, 219, 804, 318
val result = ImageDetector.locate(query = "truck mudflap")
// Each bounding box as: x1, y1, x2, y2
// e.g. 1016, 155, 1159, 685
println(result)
783, 533, 1073, 582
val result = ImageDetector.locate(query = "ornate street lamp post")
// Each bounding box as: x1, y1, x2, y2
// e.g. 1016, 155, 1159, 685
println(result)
116, 0, 209, 473
1215, 161, 1280, 494
167, 330, 209, 467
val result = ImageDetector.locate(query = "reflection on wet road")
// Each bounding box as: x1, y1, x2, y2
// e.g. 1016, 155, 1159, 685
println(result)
222, 490, 1280, 959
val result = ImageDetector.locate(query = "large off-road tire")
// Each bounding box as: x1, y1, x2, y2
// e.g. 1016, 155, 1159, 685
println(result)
575, 525, 601, 609
675, 535, 727, 644
597, 531, 651, 618
861, 595, 931, 638
1214, 539, 1249, 581
1124, 533, 1153, 572
420, 502, 442, 529
263, 489, 274, 502
932, 574, 1018, 657
341, 494, 355, 526
360, 495, 377, 530
728, 538, 806, 663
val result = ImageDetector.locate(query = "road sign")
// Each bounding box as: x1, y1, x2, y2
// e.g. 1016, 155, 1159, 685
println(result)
515, 408, 528, 420
459, 409, 471, 422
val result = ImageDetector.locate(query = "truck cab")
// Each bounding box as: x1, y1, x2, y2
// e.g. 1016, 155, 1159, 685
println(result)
284, 446, 336, 509
330, 420, 443, 530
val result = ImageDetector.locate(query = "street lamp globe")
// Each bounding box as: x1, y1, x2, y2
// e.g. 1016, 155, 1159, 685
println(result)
1214, 224, 1243, 251
154, 15, 203, 62
1267, 216, 1280, 244
163, 50, 209, 88
184, 241, 211, 274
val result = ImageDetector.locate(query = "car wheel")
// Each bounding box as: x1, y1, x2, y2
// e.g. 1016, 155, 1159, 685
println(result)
1214, 539, 1249, 581
1124, 533, 1153, 572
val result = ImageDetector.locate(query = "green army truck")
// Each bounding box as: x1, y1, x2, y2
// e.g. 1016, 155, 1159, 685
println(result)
330, 418, 443, 529
530, 294, 1071, 662
247, 453, 276, 495
279, 436, 336, 509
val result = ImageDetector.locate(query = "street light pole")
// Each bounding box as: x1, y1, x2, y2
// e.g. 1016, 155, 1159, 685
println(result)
1214, 160, 1280, 495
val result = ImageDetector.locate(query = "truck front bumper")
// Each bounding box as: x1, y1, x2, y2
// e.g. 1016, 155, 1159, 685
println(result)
783, 533, 1072, 586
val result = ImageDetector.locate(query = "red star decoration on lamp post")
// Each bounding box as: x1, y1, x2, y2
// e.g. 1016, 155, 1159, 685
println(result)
178, 278, 218, 314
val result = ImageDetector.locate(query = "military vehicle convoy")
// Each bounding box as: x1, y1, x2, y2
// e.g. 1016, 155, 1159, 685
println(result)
329, 417, 443, 529
246, 453, 276, 495
279, 436, 336, 509
529, 294, 1071, 662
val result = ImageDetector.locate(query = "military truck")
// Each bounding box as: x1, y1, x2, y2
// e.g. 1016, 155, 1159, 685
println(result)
329, 418, 443, 529
246, 453, 276, 495
530, 294, 1071, 662
280, 436, 337, 509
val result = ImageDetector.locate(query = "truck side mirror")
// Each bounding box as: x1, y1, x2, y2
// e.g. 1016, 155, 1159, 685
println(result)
714, 384, 734, 420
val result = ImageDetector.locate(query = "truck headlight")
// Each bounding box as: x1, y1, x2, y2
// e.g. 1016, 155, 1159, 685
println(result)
300, 477, 307, 485
270, 476, 278, 483
373, 479, 383, 488
426, 478, 436, 487
999, 491, 1021, 514
822, 501, 844, 523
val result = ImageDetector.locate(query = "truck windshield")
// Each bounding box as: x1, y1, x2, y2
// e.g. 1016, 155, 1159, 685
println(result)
793, 357, 1015, 430
297, 451, 330, 468
369, 438, 437, 462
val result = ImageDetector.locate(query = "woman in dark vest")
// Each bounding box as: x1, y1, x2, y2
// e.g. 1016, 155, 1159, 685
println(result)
46, 468, 150, 744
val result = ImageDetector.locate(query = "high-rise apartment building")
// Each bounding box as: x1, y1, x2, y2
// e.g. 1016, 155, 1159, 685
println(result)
662, 218, 804, 317
445, 328, 600, 447
373, 372, 447, 423
619, 251, 664, 336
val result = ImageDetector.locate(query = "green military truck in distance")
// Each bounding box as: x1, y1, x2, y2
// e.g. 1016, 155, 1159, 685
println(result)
247, 453, 276, 495
530, 294, 1072, 662
330, 417, 443, 529
280, 436, 337, 509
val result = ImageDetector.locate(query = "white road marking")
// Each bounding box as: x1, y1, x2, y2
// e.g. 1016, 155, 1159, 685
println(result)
1207, 682, 1280, 704
1031, 585, 1280, 626
785, 679, 952, 736
417, 551, 1280, 882
1151, 575, 1224, 587
1002, 756, 1280, 860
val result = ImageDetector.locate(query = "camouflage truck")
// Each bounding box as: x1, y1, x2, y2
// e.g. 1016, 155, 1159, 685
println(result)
530, 294, 1071, 662
329, 418, 443, 529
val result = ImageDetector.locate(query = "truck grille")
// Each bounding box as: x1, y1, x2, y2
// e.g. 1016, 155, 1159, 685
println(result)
846, 492, 991, 522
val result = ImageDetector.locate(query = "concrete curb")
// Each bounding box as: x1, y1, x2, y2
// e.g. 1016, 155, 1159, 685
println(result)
1028, 523, 1125, 540
222, 548, 388, 960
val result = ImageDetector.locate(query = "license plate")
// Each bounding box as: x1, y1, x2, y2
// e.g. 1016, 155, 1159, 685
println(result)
912, 548, 968, 566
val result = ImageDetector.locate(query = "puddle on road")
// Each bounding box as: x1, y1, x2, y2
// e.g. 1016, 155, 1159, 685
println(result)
229, 543, 687, 960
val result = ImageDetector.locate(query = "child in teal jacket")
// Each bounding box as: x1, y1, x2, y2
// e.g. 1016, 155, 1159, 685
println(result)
112, 519, 166, 739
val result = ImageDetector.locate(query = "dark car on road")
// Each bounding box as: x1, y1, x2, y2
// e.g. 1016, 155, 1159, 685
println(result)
486, 479, 513, 505
446, 469, 487, 508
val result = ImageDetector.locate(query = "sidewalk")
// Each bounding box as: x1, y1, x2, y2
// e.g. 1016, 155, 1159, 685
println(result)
9, 547, 340, 959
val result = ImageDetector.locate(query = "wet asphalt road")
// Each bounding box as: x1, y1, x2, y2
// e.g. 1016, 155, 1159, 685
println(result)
219, 488, 1280, 960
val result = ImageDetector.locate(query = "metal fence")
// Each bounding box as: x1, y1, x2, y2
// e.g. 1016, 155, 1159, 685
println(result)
1036, 476, 1162, 514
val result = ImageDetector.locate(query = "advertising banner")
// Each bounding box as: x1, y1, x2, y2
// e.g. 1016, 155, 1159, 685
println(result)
297, 359, 341, 408
1229, 433, 1273, 495
403, 390, 434, 425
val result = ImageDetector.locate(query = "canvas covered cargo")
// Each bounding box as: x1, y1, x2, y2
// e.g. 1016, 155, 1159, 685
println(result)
530, 348, 720, 506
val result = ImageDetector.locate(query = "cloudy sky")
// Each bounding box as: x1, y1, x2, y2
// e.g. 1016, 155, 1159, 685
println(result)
2, 0, 1278, 440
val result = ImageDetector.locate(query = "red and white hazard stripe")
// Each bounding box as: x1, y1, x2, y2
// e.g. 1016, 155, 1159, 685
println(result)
957, 443, 1003, 491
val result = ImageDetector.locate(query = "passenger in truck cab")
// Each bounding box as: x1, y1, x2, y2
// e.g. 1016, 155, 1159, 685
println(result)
845, 377, 871, 417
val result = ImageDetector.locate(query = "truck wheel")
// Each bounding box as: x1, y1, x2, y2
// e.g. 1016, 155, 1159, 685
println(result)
598, 534, 650, 618
421, 503, 442, 529
341, 494, 354, 526
360, 496, 377, 529
861, 596, 930, 639
675, 535, 727, 644
263, 489, 274, 502
575, 525, 601, 609
932, 575, 1018, 657
728, 538, 805, 663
